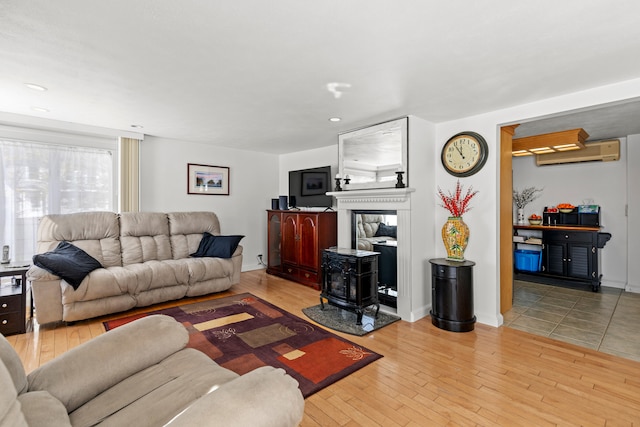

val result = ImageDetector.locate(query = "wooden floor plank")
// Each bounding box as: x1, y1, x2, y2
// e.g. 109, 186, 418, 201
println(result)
8, 270, 640, 426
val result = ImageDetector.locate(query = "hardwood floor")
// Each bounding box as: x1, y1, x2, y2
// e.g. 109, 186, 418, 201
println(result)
7, 270, 640, 426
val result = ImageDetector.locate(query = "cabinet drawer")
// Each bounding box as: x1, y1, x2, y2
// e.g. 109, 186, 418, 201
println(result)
282, 264, 299, 278
544, 231, 593, 243
298, 269, 319, 284
0, 310, 24, 335
0, 295, 22, 313
432, 265, 460, 279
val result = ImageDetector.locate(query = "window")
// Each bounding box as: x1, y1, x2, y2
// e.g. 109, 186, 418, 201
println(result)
0, 137, 116, 262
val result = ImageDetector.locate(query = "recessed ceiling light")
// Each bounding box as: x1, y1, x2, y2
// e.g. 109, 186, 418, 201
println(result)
130, 124, 144, 129
31, 106, 49, 113
329, 117, 341, 122
24, 83, 48, 91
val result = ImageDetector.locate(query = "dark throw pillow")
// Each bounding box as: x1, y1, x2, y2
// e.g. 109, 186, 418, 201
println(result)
374, 223, 397, 239
33, 241, 102, 290
190, 233, 244, 259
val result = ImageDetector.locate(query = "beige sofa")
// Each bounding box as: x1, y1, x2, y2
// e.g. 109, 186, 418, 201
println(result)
0, 314, 304, 426
355, 214, 397, 251
27, 211, 242, 325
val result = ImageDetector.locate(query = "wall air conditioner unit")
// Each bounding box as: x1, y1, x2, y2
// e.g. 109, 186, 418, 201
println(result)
536, 139, 620, 166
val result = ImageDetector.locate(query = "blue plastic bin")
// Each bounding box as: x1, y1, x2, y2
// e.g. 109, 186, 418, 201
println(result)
514, 249, 541, 272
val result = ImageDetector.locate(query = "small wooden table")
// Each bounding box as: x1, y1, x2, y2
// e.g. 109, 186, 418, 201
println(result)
0, 263, 30, 335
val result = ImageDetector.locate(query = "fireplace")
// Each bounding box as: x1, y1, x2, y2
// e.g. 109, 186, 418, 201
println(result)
320, 247, 380, 325
328, 187, 421, 321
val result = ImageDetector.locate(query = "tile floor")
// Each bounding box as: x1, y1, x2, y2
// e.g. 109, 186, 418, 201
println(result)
503, 280, 640, 362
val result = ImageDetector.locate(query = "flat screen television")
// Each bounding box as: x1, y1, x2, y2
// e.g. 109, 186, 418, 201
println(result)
288, 166, 333, 208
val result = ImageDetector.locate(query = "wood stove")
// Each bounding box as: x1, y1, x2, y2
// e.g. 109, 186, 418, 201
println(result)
320, 248, 379, 325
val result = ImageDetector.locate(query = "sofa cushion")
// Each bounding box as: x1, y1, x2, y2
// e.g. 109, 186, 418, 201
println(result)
0, 334, 28, 395
27, 315, 189, 413
35, 212, 122, 268
61, 266, 135, 304
166, 366, 304, 427
68, 348, 238, 427
120, 212, 173, 265
191, 233, 244, 259
125, 261, 189, 299
168, 212, 222, 259
168, 212, 221, 236
33, 242, 102, 290
17, 391, 71, 427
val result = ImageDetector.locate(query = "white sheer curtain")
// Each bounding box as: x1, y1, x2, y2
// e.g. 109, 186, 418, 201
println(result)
0, 139, 114, 262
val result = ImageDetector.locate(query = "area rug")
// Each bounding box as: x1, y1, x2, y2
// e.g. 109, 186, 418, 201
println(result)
103, 293, 382, 398
302, 304, 401, 336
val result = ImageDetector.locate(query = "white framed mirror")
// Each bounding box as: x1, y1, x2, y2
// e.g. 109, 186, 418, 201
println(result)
338, 117, 408, 190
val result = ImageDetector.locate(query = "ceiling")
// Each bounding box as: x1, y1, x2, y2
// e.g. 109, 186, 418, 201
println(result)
513, 99, 640, 141
2, 1, 640, 154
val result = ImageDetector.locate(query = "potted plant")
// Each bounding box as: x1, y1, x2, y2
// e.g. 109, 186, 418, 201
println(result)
513, 187, 543, 225
437, 180, 478, 261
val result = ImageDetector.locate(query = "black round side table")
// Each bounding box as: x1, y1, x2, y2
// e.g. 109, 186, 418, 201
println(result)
429, 258, 476, 332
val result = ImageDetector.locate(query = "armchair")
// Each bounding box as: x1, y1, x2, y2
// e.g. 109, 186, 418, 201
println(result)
0, 315, 304, 426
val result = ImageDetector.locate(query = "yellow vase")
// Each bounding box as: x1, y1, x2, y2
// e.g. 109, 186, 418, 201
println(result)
442, 217, 469, 261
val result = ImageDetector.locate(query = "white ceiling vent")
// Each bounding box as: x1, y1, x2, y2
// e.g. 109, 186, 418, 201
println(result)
536, 139, 620, 166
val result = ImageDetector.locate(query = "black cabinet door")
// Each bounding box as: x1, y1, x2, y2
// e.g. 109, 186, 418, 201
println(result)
542, 233, 595, 280
567, 242, 593, 280
531, 228, 602, 291
544, 241, 566, 275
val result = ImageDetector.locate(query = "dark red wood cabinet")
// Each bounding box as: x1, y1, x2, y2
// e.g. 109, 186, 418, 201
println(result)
267, 210, 336, 289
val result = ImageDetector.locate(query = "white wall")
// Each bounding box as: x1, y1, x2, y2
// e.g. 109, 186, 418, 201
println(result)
406, 116, 437, 320
435, 117, 501, 326
513, 139, 628, 289
435, 77, 640, 327
140, 136, 279, 271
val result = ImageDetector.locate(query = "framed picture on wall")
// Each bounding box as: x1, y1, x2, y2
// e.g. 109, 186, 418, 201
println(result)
301, 171, 328, 196
187, 163, 230, 195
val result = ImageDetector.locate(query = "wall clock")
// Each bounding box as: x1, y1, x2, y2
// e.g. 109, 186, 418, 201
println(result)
441, 131, 489, 177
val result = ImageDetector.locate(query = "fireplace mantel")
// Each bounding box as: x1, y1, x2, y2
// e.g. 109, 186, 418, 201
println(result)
327, 188, 415, 204
329, 187, 427, 322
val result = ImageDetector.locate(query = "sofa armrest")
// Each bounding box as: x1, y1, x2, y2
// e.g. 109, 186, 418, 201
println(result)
26, 265, 60, 282
27, 315, 188, 413
230, 245, 243, 284
166, 366, 304, 427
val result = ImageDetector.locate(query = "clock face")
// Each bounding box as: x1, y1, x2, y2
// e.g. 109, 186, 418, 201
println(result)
441, 132, 488, 177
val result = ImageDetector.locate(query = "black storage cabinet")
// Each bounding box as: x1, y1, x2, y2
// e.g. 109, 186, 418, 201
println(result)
429, 258, 476, 332
541, 229, 611, 292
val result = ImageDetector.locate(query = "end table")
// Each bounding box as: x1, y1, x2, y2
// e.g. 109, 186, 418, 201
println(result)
0, 263, 30, 335
429, 258, 476, 332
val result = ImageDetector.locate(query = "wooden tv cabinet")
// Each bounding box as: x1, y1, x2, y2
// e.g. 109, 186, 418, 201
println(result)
266, 210, 337, 289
